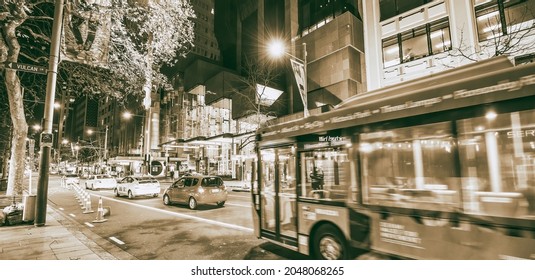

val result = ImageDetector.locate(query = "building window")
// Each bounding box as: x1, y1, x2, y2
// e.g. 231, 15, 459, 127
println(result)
382, 35, 400, 67
379, 0, 435, 22
381, 18, 451, 67
475, 0, 535, 42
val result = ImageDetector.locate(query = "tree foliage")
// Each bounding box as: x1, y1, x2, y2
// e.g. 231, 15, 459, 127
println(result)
0, 0, 195, 195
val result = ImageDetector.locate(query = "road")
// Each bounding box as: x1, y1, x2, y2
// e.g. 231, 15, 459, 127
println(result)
46, 175, 309, 260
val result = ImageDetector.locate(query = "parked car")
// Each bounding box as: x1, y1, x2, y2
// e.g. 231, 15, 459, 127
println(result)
85, 174, 117, 190
62, 174, 80, 187
163, 175, 228, 210
115, 176, 160, 199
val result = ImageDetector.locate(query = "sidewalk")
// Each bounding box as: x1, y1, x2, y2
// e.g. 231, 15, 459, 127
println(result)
0, 201, 136, 260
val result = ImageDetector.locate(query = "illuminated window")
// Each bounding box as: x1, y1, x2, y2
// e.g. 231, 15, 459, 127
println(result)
381, 18, 451, 67
475, 0, 535, 41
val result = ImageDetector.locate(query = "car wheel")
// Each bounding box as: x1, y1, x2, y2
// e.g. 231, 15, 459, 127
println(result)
85, 183, 88, 190
128, 190, 134, 199
188, 197, 198, 210
163, 194, 171, 205
216, 201, 225, 207
312, 224, 348, 260
114, 188, 120, 197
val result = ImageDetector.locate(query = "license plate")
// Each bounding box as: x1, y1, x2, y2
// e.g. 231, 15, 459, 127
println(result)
211, 189, 220, 193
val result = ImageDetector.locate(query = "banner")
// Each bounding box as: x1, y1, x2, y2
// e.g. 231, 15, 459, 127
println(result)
289, 58, 308, 115
61, 0, 111, 67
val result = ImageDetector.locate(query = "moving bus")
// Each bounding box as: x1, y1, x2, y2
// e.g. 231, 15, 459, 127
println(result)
251, 56, 535, 259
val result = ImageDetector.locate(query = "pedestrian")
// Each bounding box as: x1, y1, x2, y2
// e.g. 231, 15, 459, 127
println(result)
310, 167, 324, 198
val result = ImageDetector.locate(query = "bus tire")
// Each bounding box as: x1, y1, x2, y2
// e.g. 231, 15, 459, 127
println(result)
312, 224, 348, 260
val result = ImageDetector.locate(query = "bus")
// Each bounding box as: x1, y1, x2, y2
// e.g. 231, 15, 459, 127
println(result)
251, 56, 535, 260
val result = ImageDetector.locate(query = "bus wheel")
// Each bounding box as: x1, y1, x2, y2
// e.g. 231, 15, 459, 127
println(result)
313, 224, 348, 260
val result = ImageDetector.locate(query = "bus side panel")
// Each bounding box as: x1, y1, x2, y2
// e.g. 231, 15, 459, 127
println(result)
297, 202, 350, 255
368, 213, 535, 259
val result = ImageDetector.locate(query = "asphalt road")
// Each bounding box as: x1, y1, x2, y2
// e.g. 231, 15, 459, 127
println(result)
46, 175, 310, 260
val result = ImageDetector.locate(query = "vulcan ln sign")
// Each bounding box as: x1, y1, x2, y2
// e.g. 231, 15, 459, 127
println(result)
4, 62, 47, 75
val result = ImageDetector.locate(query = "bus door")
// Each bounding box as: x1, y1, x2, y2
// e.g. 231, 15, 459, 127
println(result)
258, 147, 298, 246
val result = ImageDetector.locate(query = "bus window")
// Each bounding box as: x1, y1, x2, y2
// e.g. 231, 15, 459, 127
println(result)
299, 147, 351, 201
457, 109, 535, 219
359, 122, 459, 211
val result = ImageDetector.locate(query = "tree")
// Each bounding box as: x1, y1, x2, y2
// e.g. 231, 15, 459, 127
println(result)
227, 57, 286, 180
0, 0, 195, 196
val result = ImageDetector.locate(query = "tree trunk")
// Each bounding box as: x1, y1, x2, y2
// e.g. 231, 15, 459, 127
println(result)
5, 70, 28, 196
2, 5, 29, 196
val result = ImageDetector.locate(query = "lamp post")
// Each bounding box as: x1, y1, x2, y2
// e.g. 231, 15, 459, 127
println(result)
268, 39, 309, 118
35, 0, 64, 227
86, 125, 109, 170
123, 111, 148, 174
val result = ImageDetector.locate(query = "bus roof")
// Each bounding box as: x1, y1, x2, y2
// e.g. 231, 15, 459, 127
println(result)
258, 56, 535, 142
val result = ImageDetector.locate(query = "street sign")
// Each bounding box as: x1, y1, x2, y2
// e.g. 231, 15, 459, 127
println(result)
40, 133, 53, 147
4, 62, 47, 75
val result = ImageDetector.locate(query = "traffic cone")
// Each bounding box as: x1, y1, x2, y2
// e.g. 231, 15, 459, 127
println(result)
83, 196, 94, 214
92, 197, 108, 223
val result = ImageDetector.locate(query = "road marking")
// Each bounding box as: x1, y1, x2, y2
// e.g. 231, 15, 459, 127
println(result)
59, 207, 64, 211
69, 213, 76, 218
97, 196, 254, 233
84, 222, 94, 228
109, 236, 125, 245
225, 202, 250, 208
227, 194, 252, 200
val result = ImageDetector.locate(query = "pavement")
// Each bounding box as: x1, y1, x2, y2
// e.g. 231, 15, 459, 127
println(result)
0, 178, 248, 260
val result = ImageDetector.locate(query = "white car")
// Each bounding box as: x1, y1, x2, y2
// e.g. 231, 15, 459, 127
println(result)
62, 174, 80, 187
115, 176, 161, 199
85, 174, 117, 190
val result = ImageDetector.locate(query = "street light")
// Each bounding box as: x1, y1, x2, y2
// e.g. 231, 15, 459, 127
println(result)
123, 111, 149, 174
268, 39, 309, 117
86, 125, 109, 166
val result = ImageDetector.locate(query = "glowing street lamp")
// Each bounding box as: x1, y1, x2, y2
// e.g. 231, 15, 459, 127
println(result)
86, 126, 109, 163
122, 111, 149, 174
268, 39, 309, 118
